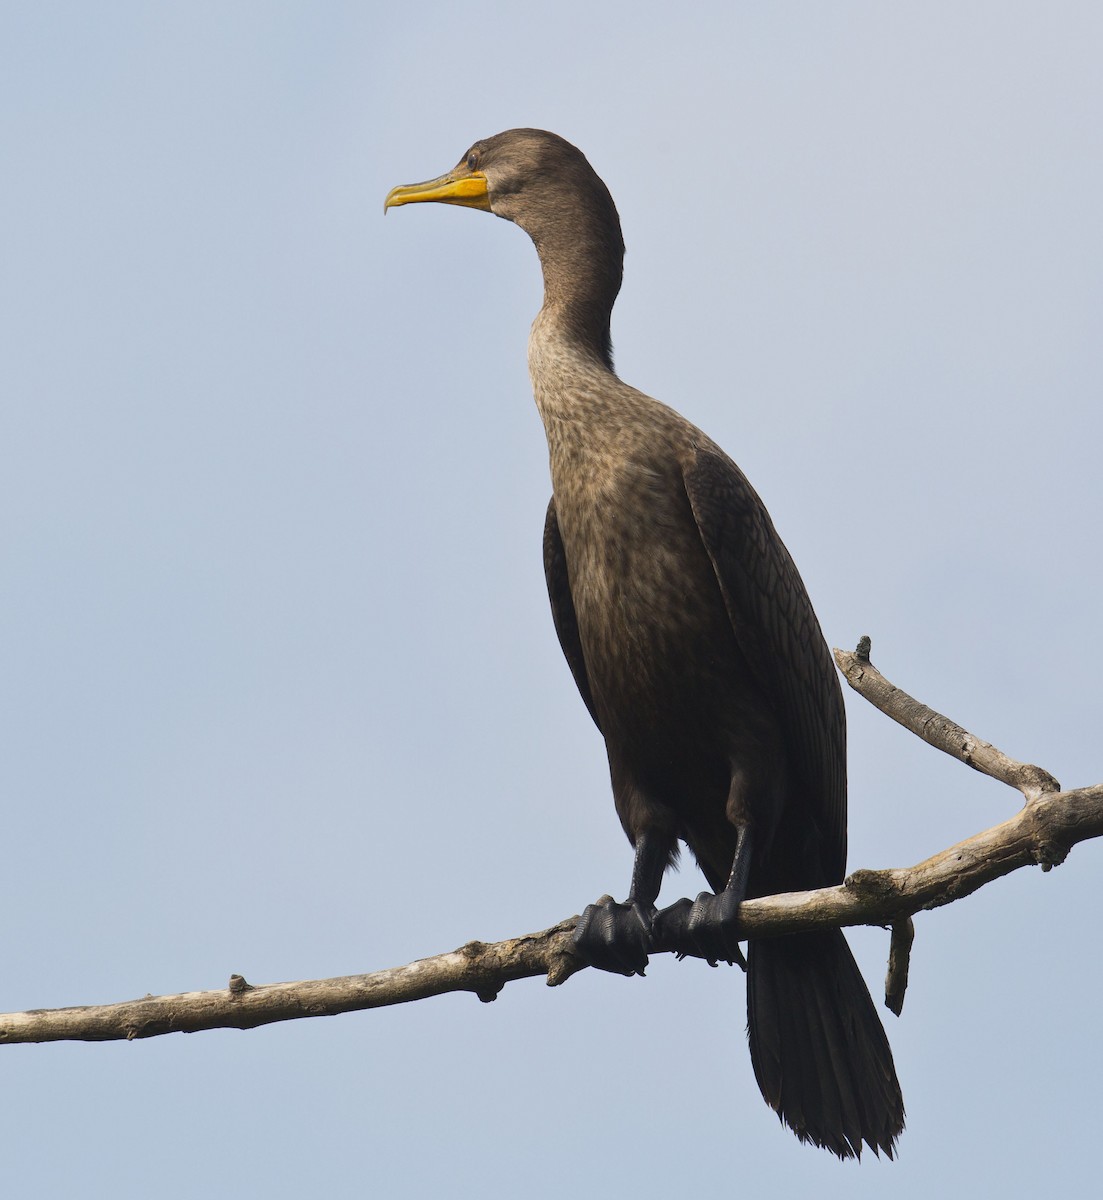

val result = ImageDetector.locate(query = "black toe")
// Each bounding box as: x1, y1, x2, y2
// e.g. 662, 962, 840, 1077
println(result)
573, 897, 655, 976
654, 890, 746, 969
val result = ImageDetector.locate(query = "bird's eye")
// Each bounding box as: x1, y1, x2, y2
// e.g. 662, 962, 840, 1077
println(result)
467, 152, 479, 171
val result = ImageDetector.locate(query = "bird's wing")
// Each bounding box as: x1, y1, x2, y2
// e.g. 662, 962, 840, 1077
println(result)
682, 446, 846, 880
542, 497, 602, 731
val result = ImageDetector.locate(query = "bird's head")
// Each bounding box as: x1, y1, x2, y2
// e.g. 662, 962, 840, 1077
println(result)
385, 129, 624, 365
384, 128, 620, 251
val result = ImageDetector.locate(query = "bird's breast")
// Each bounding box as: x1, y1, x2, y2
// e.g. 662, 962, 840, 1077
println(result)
548, 431, 738, 736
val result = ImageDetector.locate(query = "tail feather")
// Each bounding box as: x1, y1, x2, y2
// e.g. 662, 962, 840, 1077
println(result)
747, 929, 904, 1159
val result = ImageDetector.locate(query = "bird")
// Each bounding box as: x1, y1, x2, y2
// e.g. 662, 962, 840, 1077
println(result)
385, 128, 904, 1159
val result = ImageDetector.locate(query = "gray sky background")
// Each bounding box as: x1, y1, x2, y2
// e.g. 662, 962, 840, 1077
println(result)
3, 3, 1101, 1196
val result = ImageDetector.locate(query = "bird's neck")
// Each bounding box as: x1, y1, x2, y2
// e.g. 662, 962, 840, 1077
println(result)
527, 213, 622, 371
528, 301, 619, 433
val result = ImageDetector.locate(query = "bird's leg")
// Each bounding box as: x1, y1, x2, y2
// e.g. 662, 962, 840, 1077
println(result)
653, 825, 753, 969
572, 828, 670, 977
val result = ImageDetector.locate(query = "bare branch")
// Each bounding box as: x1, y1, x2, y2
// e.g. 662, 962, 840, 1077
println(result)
0, 920, 581, 1046
2, 641, 1098, 1048
3, 780, 1101, 1046
885, 918, 914, 1017
835, 636, 1061, 801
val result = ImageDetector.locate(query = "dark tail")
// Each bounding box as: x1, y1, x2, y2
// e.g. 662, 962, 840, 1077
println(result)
747, 929, 904, 1159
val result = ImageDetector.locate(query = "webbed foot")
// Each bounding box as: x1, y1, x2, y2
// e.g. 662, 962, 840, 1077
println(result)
653, 889, 747, 970
572, 895, 656, 977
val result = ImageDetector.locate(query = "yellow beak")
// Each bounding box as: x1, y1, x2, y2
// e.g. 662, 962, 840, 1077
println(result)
384, 171, 491, 213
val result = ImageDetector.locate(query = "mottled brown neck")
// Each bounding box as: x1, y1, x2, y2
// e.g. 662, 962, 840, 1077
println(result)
529, 208, 622, 370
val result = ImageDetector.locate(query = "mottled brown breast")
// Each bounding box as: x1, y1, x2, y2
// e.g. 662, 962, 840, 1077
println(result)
539, 372, 763, 767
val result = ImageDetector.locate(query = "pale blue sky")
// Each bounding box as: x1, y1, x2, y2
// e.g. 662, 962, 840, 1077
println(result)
2, 3, 1101, 1196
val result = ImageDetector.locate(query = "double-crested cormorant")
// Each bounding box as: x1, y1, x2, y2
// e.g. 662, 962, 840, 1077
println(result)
385, 129, 904, 1158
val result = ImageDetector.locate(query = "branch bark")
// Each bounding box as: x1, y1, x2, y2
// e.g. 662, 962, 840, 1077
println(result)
2, 641, 1100, 1046
835, 636, 1062, 802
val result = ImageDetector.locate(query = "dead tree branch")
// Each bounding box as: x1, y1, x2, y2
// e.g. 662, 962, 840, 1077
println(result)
2, 640, 1099, 1046
835, 636, 1062, 801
